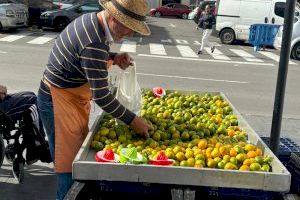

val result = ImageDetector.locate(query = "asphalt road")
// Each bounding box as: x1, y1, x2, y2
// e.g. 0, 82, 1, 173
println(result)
0, 16, 299, 200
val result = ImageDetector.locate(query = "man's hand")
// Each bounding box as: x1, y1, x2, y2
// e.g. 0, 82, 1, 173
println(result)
0, 85, 7, 100
129, 116, 152, 138
113, 53, 133, 70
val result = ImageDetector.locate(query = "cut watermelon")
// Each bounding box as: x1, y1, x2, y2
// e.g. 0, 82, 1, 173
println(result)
152, 87, 166, 98
150, 151, 174, 166
95, 150, 119, 163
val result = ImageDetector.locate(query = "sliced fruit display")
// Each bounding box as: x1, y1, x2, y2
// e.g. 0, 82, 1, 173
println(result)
152, 87, 166, 98
149, 151, 174, 166
95, 149, 119, 163
119, 147, 147, 164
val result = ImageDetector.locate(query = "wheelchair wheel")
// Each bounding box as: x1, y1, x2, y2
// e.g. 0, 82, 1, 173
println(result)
0, 134, 4, 168
12, 156, 25, 184
5, 143, 16, 164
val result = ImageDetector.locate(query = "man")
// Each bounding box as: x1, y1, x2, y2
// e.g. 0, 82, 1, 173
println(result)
197, 4, 216, 55
37, 0, 152, 199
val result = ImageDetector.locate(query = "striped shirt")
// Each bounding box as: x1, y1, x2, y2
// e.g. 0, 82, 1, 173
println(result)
39, 12, 135, 125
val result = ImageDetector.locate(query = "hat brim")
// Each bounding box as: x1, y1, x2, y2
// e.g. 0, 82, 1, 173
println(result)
100, 0, 151, 36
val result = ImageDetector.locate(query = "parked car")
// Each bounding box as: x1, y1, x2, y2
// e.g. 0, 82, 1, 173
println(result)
40, 2, 102, 31
149, 3, 191, 19
274, 17, 300, 60
0, 0, 28, 30
53, 0, 75, 10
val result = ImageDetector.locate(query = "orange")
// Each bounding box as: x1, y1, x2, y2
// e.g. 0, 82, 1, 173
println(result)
224, 162, 238, 170
207, 159, 217, 168
230, 148, 238, 157
245, 144, 256, 152
219, 146, 230, 156
187, 158, 195, 167
215, 142, 222, 148
236, 153, 247, 163
185, 151, 194, 159
250, 163, 261, 171
227, 130, 236, 137
198, 139, 208, 150
243, 158, 252, 166
239, 165, 250, 171
247, 151, 257, 158
176, 152, 186, 162
256, 148, 263, 156
211, 148, 221, 158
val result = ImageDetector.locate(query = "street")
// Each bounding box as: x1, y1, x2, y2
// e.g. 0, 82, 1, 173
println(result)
0, 16, 300, 200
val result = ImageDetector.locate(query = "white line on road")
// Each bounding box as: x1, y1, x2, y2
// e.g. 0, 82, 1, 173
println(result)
0, 35, 26, 42
169, 23, 176, 28
136, 72, 248, 84
138, 54, 275, 66
176, 39, 188, 44
259, 51, 296, 65
176, 45, 198, 58
204, 47, 231, 60
161, 39, 172, 43
0, 51, 7, 54
27, 36, 54, 44
230, 49, 264, 62
149, 43, 167, 55
120, 40, 136, 53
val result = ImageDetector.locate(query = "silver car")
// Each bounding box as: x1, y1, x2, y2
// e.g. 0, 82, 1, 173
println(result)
0, 0, 28, 30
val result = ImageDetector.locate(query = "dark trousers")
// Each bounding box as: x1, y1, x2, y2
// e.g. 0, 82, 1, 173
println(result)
28, 7, 42, 28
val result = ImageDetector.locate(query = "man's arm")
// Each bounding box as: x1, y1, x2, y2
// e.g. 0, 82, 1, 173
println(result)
0, 85, 7, 100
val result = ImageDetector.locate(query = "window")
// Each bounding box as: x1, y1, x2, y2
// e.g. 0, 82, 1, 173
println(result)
80, 3, 100, 12
166, 4, 174, 8
275, 2, 285, 18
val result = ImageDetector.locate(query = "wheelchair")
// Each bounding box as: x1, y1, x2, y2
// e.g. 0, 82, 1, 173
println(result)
0, 107, 52, 183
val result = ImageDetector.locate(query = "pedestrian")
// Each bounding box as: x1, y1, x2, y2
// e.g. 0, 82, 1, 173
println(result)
37, 0, 152, 199
26, 0, 43, 31
197, 4, 216, 55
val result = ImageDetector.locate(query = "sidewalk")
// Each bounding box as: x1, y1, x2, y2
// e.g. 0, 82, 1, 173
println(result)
0, 113, 299, 200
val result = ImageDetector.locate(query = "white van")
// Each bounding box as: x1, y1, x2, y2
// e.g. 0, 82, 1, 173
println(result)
215, 0, 300, 44
0, 2, 28, 31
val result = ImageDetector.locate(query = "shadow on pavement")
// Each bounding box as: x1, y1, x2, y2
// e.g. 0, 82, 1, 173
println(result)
0, 162, 56, 200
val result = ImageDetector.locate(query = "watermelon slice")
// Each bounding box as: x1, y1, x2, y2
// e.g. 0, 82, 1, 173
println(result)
119, 147, 147, 164
150, 151, 174, 166
152, 87, 166, 98
95, 149, 119, 163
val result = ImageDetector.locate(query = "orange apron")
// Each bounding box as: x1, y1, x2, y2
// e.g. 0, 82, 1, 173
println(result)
49, 83, 91, 173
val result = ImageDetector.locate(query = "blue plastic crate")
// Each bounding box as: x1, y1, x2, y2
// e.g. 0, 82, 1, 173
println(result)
248, 24, 280, 51
260, 137, 300, 165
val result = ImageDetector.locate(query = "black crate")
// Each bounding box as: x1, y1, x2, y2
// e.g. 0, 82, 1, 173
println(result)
260, 137, 300, 165
287, 153, 300, 194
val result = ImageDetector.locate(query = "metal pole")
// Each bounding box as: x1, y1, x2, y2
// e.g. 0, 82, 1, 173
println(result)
270, 0, 296, 155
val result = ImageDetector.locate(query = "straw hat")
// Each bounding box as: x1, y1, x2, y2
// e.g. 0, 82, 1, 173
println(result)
99, 0, 151, 36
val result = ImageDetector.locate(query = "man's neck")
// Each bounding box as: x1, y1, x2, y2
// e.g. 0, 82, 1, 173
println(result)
97, 11, 105, 32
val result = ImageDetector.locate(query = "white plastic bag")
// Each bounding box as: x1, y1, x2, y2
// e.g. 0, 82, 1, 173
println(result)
116, 63, 142, 115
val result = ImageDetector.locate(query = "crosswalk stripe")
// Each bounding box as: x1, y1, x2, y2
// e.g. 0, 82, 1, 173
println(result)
0, 35, 26, 42
149, 43, 167, 55
120, 40, 136, 53
27, 36, 54, 44
176, 45, 198, 58
258, 51, 296, 65
230, 49, 264, 62
204, 47, 231, 60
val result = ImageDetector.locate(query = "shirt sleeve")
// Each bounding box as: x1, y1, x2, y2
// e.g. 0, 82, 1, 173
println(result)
79, 43, 135, 125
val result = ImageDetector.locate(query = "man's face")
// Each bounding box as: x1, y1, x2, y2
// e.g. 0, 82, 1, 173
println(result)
205, 5, 211, 13
107, 15, 134, 42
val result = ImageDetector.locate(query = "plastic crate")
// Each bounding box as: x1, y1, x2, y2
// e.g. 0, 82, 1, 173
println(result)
287, 153, 300, 194
248, 24, 280, 51
198, 187, 282, 200
260, 137, 300, 165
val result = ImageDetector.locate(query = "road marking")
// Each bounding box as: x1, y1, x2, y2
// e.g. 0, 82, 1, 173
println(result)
258, 51, 296, 65
169, 23, 176, 28
204, 48, 231, 60
149, 43, 167, 55
176, 45, 198, 58
230, 49, 264, 62
138, 54, 275, 66
194, 41, 201, 45
120, 40, 136, 53
0, 35, 26, 42
0, 51, 7, 54
176, 39, 188, 44
27, 36, 54, 44
161, 39, 172, 43
136, 72, 248, 84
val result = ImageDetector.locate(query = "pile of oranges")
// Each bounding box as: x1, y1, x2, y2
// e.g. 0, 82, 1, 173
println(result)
91, 90, 273, 172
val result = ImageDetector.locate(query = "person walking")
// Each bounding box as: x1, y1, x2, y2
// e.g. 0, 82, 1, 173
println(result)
197, 4, 216, 55
37, 0, 152, 199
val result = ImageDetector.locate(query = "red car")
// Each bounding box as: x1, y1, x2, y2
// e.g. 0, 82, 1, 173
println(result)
149, 3, 191, 19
